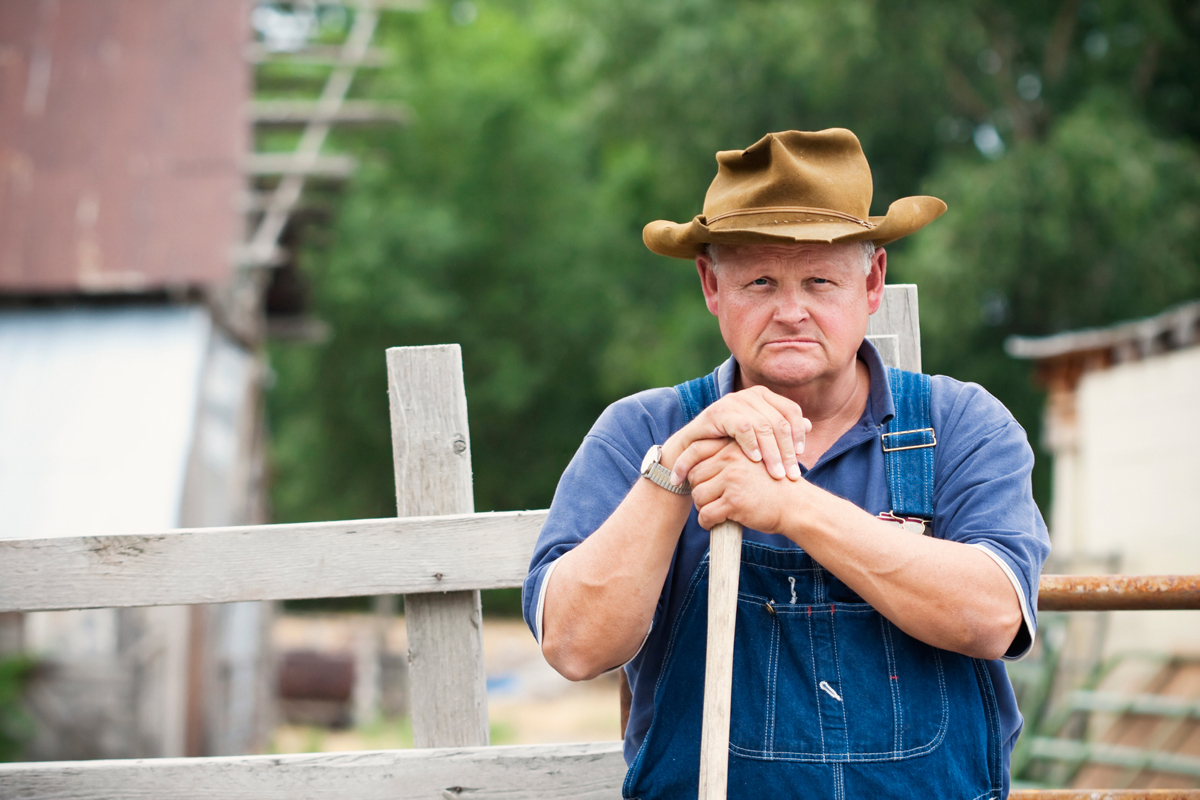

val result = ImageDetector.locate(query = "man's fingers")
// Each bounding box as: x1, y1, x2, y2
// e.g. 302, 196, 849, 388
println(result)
762, 392, 808, 475
679, 386, 808, 481
701, 403, 780, 478
697, 502, 728, 532
750, 418, 789, 480
729, 417, 764, 465
669, 437, 728, 487
741, 392, 802, 480
689, 472, 729, 529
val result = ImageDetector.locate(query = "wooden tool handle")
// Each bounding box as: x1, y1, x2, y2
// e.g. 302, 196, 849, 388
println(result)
699, 520, 743, 800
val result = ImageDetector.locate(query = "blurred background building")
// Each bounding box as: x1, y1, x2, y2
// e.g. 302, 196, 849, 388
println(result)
0, 0, 268, 759
1010, 301, 1200, 656
0, 0, 414, 760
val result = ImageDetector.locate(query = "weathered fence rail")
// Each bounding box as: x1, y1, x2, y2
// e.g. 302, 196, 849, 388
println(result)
0, 742, 626, 800
0, 511, 544, 612
3, 519, 1197, 613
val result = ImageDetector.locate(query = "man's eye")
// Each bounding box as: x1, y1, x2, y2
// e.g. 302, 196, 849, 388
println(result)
811, 277, 829, 285
751, 278, 770, 286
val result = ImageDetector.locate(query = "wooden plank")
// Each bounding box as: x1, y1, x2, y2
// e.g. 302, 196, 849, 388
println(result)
865, 333, 899, 368
9, 522, 1197, 617
698, 521, 742, 800
1005, 299, 1200, 361
367, 0, 430, 9
1071, 660, 1200, 789
244, 43, 394, 68
0, 511, 545, 612
867, 284, 921, 373
1066, 689, 1200, 717
1027, 738, 1200, 779
245, 5, 378, 267
0, 741, 626, 800
249, 100, 411, 126
387, 346, 475, 519
387, 345, 490, 748
242, 153, 358, 178
404, 592, 489, 745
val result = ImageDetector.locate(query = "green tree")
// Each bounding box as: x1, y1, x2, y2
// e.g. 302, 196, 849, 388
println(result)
0, 656, 34, 762
268, 0, 1200, 529
270, 3, 628, 519
901, 95, 1200, 436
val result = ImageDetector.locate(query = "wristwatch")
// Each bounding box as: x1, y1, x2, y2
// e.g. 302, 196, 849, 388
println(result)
641, 444, 690, 495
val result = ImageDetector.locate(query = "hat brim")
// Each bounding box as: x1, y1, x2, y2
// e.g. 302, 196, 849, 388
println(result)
643, 196, 947, 259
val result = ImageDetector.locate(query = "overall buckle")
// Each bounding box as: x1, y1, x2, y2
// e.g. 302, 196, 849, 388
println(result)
878, 510, 931, 535
880, 427, 936, 453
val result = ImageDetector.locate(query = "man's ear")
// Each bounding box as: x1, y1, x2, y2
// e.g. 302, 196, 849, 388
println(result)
866, 247, 887, 315
697, 253, 720, 316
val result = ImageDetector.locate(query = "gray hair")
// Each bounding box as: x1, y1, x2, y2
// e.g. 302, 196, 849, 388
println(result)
705, 240, 876, 275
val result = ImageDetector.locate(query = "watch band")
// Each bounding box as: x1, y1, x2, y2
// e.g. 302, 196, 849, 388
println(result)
641, 445, 690, 495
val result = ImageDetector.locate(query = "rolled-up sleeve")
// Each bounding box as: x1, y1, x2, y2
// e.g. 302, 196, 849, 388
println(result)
521, 389, 679, 645
931, 379, 1052, 661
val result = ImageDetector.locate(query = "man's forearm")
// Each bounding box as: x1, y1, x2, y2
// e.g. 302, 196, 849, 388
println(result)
688, 444, 1024, 660
539, 415, 775, 681
540, 477, 693, 681
783, 487, 1024, 660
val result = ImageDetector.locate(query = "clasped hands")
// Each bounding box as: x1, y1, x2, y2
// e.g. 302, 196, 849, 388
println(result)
662, 386, 813, 534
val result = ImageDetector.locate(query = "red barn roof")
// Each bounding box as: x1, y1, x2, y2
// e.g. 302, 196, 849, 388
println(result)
0, 0, 248, 293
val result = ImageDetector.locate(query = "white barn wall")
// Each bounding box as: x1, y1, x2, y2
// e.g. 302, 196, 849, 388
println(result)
0, 307, 270, 758
0, 306, 211, 759
1075, 344, 1200, 656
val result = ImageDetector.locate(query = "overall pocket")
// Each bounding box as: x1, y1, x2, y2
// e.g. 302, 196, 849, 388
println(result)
728, 563, 949, 763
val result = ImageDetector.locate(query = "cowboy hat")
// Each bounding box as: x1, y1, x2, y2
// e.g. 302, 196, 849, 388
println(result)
643, 129, 947, 259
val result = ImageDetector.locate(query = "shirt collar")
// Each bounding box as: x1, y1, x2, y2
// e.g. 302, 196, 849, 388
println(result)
716, 355, 737, 397
858, 338, 896, 429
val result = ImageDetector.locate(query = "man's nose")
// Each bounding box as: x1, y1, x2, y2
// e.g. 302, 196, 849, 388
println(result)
773, 289, 809, 324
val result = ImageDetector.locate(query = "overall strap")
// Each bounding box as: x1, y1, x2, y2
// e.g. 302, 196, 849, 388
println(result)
673, 371, 721, 424
882, 367, 936, 520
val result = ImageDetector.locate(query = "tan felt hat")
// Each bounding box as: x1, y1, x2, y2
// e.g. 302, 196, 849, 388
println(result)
643, 129, 947, 259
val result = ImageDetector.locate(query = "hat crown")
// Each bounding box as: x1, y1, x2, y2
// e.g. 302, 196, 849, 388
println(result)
702, 129, 874, 222
641, 127, 946, 259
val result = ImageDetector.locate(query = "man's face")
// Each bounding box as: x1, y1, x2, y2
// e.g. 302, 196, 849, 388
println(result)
696, 241, 885, 394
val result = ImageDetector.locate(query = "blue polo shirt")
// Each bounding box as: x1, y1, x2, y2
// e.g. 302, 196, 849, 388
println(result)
522, 341, 1050, 785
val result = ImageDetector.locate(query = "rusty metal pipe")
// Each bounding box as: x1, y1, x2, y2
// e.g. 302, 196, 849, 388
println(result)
1038, 574, 1200, 611
1011, 792, 1200, 799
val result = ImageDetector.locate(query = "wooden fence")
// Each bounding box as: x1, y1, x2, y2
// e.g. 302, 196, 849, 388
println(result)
2, 287, 1198, 798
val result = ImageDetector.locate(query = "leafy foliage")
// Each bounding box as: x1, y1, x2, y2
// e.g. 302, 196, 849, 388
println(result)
0, 656, 34, 762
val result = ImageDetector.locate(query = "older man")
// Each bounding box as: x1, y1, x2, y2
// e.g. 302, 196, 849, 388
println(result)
523, 129, 1049, 799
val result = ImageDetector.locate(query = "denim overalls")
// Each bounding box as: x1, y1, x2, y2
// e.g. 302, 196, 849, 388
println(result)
622, 369, 1005, 800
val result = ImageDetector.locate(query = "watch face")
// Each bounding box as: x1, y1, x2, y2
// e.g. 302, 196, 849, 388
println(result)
641, 444, 662, 474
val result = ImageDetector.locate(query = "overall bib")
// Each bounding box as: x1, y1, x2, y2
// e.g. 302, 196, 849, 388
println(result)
622, 369, 1005, 800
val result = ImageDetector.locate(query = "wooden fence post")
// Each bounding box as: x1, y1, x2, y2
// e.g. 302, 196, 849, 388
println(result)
867, 284, 921, 372
387, 345, 489, 748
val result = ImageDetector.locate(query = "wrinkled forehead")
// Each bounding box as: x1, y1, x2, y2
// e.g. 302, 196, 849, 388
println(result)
708, 240, 867, 271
